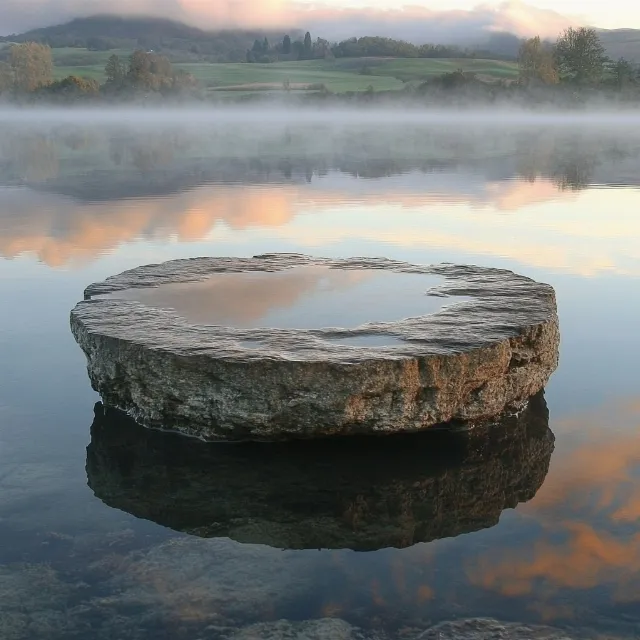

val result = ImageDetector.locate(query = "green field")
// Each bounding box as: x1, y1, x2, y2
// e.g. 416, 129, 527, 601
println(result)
52, 49, 519, 93
53, 47, 132, 67
317, 57, 519, 81
180, 61, 404, 92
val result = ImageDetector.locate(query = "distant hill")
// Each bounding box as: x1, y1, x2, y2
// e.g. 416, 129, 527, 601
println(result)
599, 29, 640, 63
0, 15, 524, 63
475, 29, 640, 64
0, 15, 296, 63
4, 15, 640, 66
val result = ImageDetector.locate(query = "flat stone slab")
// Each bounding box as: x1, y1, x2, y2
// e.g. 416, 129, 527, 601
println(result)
70, 254, 559, 440
87, 393, 554, 551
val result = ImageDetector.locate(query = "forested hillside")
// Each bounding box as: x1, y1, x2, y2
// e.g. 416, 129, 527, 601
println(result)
0, 16, 295, 63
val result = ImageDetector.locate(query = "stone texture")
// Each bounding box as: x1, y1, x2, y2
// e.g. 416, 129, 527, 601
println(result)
416, 618, 578, 640
86, 393, 553, 551
70, 254, 559, 440
221, 618, 385, 640
222, 618, 613, 640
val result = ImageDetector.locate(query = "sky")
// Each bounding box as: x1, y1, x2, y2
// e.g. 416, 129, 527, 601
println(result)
0, 0, 634, 38
306, 0, 640, 28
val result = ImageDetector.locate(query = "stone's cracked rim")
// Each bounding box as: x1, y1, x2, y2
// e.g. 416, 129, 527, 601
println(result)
70, 254, 560, 440
76, 253, 557, 363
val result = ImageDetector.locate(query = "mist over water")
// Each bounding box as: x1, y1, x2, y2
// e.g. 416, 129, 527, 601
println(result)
4, 105, 640, 127
1, 108, 640, 639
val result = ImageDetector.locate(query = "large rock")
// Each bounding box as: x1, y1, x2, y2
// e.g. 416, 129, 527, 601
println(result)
86, 393, 554, 551
70, 254, 559, 440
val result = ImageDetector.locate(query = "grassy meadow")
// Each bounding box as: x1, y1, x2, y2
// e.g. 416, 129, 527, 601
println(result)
51, 48, 519, 93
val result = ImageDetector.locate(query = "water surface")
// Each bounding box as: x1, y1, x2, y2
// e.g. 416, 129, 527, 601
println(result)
0, 111, 639, 640
98, 266, 447, 329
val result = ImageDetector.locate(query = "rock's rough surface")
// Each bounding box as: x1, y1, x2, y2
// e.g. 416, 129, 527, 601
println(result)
416, 619, 578, 640
87, 393, 553, 550
70, 254, 559, 440
223, 618, 385, 640
223, 618, 596, 640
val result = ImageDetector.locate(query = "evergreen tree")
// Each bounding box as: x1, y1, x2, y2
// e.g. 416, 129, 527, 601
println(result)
303, 32, 312, 58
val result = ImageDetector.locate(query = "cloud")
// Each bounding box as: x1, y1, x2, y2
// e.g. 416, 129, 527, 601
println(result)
110, 266, 372, 326
300, 2, 578, 42
0, 0, 289, 35
1, 0, 578, 41
466, 398, 640, 607
0, 179, 580, 268
5, 178, 640, 280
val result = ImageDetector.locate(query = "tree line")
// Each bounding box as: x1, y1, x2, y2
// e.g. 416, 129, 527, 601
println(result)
103, 51, 197, 93
519, 27, 639, 88
2, 28, 640, 103
245, 32, 479, 63
0, 43, 197, 99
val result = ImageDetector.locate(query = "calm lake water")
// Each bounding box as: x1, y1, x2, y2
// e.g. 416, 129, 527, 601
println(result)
0, 110, 639, 640
97, 266, 449, 330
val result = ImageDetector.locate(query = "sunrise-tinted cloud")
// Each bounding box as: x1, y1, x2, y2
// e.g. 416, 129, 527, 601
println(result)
2, 1, 576, 41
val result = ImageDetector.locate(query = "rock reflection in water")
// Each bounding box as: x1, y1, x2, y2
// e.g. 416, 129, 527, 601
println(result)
86, 393, 554, 551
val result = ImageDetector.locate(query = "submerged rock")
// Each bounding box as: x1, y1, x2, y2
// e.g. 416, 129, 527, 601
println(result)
416, 618, 578, 639
220, 618, 593, 640
71, 254, 559, 440
222, 618, 384, 640
86, 393, 554, 551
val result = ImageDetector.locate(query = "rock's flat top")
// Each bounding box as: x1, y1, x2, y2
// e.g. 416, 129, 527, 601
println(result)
77, 254, 557, 363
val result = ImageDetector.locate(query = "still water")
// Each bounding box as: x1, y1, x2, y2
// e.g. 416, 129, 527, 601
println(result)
97, 266, 448, 330
0, 110, 639, 640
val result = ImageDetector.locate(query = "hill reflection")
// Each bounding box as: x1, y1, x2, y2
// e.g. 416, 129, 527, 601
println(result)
3, 124, 640, 197
2, 124, 640, 270
86, 393, 554, 551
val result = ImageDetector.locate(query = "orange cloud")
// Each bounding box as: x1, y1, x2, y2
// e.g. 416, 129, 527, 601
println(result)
0, 186, 299, 267
109, 265, 371, 326
0, 178, 574, 268
466, 399, 640, 607
473, 522, 640, 595
4, 172, 640, 278
2, 0, 578, 39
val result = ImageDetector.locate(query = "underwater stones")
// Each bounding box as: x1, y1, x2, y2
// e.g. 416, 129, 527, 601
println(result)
70, 254, 559, 440
223, 618, 597, 640
86, 393, 554, 551
416, 619, 583, 640
224, 619, 384, 640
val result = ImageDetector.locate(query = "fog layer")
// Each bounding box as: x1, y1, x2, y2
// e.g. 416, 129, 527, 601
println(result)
1, 106, 640, 127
